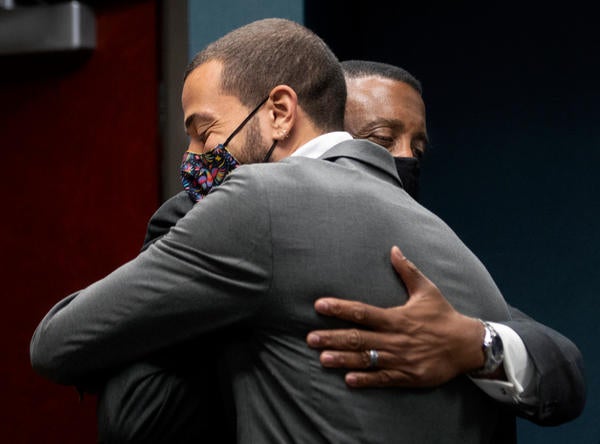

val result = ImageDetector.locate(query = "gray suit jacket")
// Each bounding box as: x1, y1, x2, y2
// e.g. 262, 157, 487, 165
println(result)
32, 140, 520, 443
94, 143, 586, 443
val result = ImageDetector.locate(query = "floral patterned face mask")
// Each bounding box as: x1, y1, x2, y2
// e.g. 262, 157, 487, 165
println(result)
180, 96, 276, 202
180, 145, 239, 202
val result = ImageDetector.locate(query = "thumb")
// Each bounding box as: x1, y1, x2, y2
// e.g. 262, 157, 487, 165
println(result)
390, 246, 427, 296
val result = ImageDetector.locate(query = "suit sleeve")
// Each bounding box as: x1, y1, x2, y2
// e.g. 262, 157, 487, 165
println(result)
30, 170, 272, 386
141, 191, 195, 252
501, 305, 586, 425
96, 192, 227, 443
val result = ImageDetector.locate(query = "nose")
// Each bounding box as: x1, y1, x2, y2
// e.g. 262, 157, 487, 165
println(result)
186, 138, 205, 155
391, 136, 414, 158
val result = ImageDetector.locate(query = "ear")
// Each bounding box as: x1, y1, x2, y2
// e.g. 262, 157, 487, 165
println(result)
266, 85, 297, 140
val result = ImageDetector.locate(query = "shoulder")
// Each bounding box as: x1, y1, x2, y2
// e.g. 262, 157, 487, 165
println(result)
228, 157, 329, 185
156, 191, 195, 216
142, 191, 195, 251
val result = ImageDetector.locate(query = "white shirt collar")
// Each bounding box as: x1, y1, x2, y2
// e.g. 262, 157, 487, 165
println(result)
291, 132, 353, 159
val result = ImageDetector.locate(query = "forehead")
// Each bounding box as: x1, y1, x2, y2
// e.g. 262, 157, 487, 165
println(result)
345, 76, 426, 126
181, 60, 243, 121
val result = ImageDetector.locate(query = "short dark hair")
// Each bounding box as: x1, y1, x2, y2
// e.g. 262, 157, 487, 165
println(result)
341, 60, 423, 96
185, 18, 346, 132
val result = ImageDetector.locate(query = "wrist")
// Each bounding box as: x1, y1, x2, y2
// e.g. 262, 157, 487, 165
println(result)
447, 315, 486, 374
469, 319, 505, 378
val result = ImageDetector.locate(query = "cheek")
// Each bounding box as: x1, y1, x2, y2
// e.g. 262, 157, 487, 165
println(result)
187, 139, 203, 154
256, 114, 275, 141
205, 135, 223, 150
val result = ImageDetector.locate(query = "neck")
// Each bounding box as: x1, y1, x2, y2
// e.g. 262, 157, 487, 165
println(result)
272, 124, 324, 161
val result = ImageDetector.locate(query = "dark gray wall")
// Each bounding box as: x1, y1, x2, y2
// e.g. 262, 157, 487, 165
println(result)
306, 2, 599, 443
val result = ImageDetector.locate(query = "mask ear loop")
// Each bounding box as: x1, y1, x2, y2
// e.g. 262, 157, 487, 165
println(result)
262, 140, 277, 163
223, 96, 269, 147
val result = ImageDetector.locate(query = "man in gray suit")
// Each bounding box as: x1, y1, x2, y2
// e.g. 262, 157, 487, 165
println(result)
32, 18, 513, 442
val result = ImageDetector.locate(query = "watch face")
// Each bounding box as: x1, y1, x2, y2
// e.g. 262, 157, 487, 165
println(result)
490, 330, 504, 362
470, 322, 504, 377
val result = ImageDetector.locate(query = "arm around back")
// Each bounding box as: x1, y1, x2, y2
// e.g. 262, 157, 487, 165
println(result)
308, 247, 586, 426
30, 169, 272, 386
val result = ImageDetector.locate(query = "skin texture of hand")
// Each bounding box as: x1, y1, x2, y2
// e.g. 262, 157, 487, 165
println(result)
307, 246, 487, 388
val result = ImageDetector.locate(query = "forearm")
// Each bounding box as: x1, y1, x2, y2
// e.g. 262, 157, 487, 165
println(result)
503, 310, 586, 425
31, 250, 264, 384
473, 311, 585, 425
30, 177, 271, 386
29, 256, 198, 385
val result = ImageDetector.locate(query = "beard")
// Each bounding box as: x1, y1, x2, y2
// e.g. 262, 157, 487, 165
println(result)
234, 117, 271, 165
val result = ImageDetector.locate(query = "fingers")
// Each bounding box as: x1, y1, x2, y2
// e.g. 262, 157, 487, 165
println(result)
318, 349, 390, 370
345, 370, 410, 388
317, 350, 419, 388
313, 298, 389, 329
307, 328, 385, 351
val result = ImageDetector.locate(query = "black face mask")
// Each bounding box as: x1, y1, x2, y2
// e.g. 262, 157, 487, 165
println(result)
394, 156, 420, 201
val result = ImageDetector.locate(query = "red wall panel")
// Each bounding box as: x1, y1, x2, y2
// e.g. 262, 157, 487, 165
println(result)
0, 1, 160, 442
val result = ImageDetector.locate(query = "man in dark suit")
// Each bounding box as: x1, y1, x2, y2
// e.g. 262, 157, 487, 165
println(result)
31, 18, 523, 443
307, 60, 586, 425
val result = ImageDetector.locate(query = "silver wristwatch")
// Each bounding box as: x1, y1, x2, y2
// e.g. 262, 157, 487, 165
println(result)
470, 320, 504, 377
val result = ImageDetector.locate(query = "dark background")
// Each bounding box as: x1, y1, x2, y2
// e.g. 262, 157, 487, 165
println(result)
306, 2, 599, 443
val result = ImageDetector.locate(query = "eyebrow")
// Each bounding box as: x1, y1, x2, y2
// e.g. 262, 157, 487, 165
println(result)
366, 117, 404, 131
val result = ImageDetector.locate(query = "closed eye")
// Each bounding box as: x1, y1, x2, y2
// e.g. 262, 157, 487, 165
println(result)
368, 134, 394, 149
